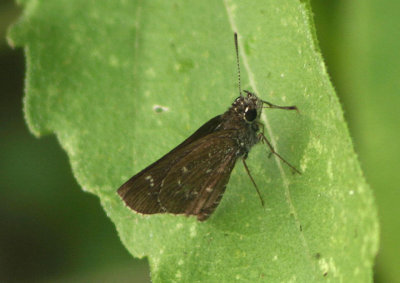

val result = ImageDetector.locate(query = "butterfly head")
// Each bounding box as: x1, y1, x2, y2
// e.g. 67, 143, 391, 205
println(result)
232, 90, 263, 124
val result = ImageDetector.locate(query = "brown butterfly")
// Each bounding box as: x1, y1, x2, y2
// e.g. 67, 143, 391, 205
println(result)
118, 33, 299, 221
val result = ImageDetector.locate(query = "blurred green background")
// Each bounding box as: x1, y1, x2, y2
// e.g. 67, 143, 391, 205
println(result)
1, 0, 398, 282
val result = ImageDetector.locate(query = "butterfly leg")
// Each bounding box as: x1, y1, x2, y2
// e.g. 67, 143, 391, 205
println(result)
258, 133, 301, 174
256, 122, 272, 159
260, 99, 299, 112
242, 158, 264, 207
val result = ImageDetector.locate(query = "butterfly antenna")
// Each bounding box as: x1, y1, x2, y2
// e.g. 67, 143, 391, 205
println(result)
234, 32, 242, 97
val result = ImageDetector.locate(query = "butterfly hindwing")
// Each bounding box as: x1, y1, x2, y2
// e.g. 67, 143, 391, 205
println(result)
159, 131, 239, 220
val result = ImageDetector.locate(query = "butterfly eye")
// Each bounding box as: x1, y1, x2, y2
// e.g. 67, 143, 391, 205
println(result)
245, 108, 257, 122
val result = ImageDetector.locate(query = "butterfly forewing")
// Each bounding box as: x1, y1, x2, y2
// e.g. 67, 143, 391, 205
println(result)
117, 154, 174, 214
117, 115, 228, 216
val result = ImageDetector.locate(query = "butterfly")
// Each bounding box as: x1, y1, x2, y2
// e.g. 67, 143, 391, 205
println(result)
118, 33, 299, 221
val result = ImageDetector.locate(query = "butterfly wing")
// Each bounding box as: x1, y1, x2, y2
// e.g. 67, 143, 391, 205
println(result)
118, 128, 240, 221
158, 131, 239, 220
118, 115, 224, 214
117, 154, 177, 214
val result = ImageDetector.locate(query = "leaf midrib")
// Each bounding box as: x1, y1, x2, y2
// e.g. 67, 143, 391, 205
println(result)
222, 0, 317, 277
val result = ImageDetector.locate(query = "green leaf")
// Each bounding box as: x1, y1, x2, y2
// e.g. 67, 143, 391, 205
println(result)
8, 0, 379, 281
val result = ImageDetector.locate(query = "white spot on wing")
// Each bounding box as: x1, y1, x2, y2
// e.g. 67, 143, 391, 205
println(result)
145, 175, 154, 187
